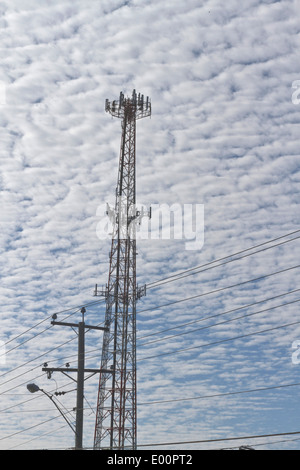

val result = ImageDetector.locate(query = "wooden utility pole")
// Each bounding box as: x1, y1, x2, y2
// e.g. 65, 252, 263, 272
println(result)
42, 307, 113, 450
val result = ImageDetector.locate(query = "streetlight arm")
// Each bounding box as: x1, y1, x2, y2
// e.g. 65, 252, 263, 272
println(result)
40, 389, 76, 435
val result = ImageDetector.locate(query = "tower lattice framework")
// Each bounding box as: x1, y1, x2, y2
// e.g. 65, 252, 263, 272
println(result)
94, 90, 151, 450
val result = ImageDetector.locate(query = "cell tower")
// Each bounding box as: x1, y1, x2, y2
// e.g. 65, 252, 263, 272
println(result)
93, 90, 151, 450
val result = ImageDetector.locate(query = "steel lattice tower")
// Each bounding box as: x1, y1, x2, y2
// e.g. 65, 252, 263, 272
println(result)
93, 90, 151, 450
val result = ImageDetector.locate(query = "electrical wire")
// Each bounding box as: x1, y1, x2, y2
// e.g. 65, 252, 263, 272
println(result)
1, 230, 298, 361
7, 421, 72, 450
138, 317, 300, 362
4, 378, 300, 449
137, 264, 300, 315
2, 269, 298, 399
137, 381, 300, 406
216, 435, 300, 450
1, 231, 299, 449
6, 378, 299, 411
0, 376, 78, 413
137, 297, 300, 347
77, 293, 300, 369
1, 298, 106, 350
136, 288, 300, 341
1, 234, 298, 383
0, 333, 78, 388
146, 229, 300, 289
0, 413, 64, 443
0, 309, 81, 365
134, 430, 300, 448
0, 301, 105, 382
3, 267, 291, 391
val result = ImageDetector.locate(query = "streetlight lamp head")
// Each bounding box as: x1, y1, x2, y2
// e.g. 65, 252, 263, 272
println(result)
27, 383, 40, 393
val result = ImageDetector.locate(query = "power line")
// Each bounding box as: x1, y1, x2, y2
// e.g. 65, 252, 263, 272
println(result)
137, 381, 300, 406
135, 430, 300, 448
138, 318, 300, 362
0, 407, 76, 443
0, 302, 106, 382
10, 269, 293, 376
0, 334, 77, 386
0, 413, 63, 443
0, 324, 106, 397
7, 421, 71, 450
7, 379, 300, 412
1, 234, 298, 373
2, 269, 297, 398
137, 264, 300, 315
2, 298, 106, 349
4, 265, 300, 385
75, 294, 300, 370
1, 237, 297, 382
1, 231, 298, 361
146, 230, 300, 289
0, 376, 78, 413
217, 435, 300, 450
0, 338, 86, 393
138, 297, 300, 347
0, 322, 107, 395
4, 378, 300, 448
1, 231, 299, 448
137, 288, 300, 341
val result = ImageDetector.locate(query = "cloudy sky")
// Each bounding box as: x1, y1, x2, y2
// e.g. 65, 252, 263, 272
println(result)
0, 0, 300, 450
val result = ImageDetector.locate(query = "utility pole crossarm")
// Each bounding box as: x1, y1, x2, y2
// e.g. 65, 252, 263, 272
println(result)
51, 320, 108, 332
42, 367, 114, 374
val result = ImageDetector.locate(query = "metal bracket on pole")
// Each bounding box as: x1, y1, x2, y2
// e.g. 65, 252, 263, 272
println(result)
136, 284, 146, 300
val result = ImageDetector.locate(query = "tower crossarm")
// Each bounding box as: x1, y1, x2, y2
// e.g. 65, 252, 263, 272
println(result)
105, 89, 151, 120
